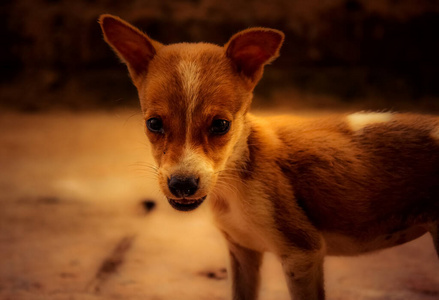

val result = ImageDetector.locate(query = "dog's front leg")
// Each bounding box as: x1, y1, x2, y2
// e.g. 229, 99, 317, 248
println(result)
281, 250, 325, 300
226, 238, 263, 300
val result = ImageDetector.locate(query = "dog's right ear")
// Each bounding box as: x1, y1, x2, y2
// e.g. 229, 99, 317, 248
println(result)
99, 14, 162, 87
225, 28, 284, 89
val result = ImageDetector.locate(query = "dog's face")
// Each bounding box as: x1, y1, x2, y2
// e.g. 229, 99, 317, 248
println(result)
139, 44, 252, 211
100, 15, 284, 211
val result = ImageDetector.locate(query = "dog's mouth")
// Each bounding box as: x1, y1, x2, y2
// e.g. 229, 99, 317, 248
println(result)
167, 196, 207, 212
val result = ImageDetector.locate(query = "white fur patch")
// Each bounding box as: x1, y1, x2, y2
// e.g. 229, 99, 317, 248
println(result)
178, 60, 201, 119
347, 112, 393, 132
178, 145, 213, 175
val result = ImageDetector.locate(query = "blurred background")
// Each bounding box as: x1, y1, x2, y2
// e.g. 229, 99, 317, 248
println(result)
1, 0, 439, 111
1, 1, 439, 300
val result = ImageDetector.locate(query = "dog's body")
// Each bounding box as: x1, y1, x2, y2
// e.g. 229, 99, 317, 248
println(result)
100, 15, 439, 300
214, 112, 439, 254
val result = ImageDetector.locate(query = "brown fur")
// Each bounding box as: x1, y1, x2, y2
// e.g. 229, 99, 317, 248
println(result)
100, 14, 439, 300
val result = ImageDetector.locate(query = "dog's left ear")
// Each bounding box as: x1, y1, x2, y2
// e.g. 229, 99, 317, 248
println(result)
225, 28, 284, 88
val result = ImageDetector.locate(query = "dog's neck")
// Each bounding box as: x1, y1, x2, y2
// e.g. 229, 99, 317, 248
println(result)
225, 114, 253, 175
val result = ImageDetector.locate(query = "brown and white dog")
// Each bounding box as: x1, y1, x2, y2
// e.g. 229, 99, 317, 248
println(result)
99, 14, 439, 300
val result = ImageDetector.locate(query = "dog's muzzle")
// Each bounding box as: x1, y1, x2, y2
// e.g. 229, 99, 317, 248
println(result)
166, 175, 206, 211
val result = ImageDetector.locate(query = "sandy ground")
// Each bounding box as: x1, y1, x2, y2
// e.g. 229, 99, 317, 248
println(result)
0, 109, 438, 300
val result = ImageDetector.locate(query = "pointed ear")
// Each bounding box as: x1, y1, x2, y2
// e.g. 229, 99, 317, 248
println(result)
99, 14, 162, 86
225, 28, 284, 87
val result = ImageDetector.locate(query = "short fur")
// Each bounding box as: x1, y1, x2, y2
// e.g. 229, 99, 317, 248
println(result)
100, 14, 439, 300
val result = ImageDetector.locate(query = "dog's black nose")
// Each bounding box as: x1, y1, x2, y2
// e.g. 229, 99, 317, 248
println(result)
168, 176, 199, 198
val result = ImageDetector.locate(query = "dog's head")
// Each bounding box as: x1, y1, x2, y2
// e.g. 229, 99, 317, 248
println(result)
100, 15, 284, 211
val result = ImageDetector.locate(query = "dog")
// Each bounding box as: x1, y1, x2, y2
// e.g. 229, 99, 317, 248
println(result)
99, 14, 439, 300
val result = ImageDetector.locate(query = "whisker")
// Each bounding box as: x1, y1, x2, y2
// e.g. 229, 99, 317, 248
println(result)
215, 181, 239, 196
129, 161, 160, 181
215, 177, 244, 195
217, 176, 252, 191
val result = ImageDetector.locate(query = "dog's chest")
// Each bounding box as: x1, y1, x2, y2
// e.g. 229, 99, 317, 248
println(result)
209, 192, 275, 252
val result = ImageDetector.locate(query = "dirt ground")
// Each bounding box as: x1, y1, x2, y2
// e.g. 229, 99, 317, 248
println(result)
0, 109, 438, 300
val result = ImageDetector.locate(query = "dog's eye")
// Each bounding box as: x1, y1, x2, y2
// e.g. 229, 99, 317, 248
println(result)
210, 119, 230, 135
146, 118, 164, 133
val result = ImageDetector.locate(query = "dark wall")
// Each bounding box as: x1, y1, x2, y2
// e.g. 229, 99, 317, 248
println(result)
1, 0, 439, 111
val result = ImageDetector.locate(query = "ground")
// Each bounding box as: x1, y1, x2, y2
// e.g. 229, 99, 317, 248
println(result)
0, 109, 438, 300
